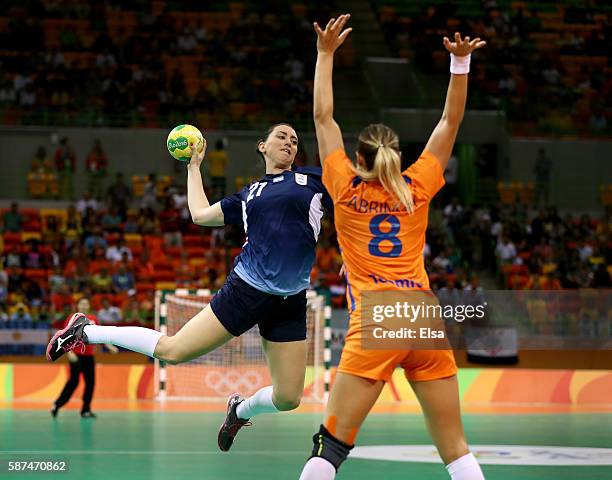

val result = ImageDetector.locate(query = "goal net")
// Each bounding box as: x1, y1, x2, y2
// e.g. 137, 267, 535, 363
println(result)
154, 289, 330, 403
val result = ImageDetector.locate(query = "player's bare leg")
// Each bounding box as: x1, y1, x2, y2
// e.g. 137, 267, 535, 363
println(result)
153, 305, 233, 363
299, 372, 384, 479
410, 375, 485, 479
219, 339, 308, 451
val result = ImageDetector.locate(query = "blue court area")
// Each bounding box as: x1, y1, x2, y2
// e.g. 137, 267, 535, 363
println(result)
1, 409, 611, 479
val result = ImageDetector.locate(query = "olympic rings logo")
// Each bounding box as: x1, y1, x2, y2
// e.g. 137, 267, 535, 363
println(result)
204, 369, 266, 396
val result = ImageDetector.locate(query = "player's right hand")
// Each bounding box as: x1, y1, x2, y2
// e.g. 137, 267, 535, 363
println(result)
189, 138, 207, 168
314, 14, 352, 54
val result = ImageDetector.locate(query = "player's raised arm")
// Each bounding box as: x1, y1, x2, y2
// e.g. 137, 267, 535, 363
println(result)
187, 140, 225, 226
424, 33, 486, 170
313, 14, 352, 162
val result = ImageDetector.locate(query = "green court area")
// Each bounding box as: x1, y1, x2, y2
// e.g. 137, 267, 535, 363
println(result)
1, 410, 611, 479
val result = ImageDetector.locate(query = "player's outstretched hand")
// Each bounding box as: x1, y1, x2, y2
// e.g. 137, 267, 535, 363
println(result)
314, 14, 352, 54
443, 32, 486, 57
189, 137, 207, 168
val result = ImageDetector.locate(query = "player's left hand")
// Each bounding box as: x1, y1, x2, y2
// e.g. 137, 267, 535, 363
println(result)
314, 14, 352, 54
443, 32, 486, 57
189, 138, 207, 168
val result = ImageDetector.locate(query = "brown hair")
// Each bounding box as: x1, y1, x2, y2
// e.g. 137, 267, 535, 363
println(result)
354, 123, 414, 213
255, 123, 296, 163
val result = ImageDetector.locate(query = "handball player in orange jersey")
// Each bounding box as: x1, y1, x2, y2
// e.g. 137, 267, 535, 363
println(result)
299, 15, 487, 480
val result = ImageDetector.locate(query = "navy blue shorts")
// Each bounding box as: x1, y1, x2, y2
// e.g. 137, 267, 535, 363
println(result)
210, 271, 307, 342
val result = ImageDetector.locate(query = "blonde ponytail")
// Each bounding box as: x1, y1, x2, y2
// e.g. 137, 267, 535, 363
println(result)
354, 124, 414, 213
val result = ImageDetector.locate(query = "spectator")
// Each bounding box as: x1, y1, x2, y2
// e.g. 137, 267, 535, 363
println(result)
175, 250, 194, 285
24, 279, 45, 308
63, 205, 82, 248
0, 305, 9, 322
67, 262, 89, 293
122, 297, 146, 325
106, 237, 133, 263
462, 276, 486, 307
437, 278, 462, 307
496, 235, 517, 264
112, 264, 135, 292
140, 173, 158, 210
433, 249, 453, 273
0, 262, 8, 303
97, 297, 123, 324
534, 148, 552, 206
589, 109, 607, 132
207, 139, 229, 199
48, 265, 66, 293
101, 206, 122, 233
443, 197, 463, 239
31, 146, 54, 173
137, 249, 155, 278
54, 137, 76, 200
138, 290, 155, 326
84, 226, 107, 255
159, 196, 182, 247
123, 210, 140, 233
77, 191, 99, 216
85, 139, 109, 199
11, 303, 33, 322
23, 239, 44, 269
172, 185, 190, 227
577, 240, 594, 263
4, 244, 22, 268
91, 266, 113, 293
138, 207, 159, 234
107, 172, 132, 221
3, 202, 23, 232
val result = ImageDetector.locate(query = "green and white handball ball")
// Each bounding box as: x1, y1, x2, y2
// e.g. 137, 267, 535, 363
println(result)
166, 124, 204, 162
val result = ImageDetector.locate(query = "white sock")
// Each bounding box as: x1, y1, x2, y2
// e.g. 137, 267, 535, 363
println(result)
446, 453, 485, 480
299, 457, 336, 480
84, 325, 162, 358
235, 386, 279, 419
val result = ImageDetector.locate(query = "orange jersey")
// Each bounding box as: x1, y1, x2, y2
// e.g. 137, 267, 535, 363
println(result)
323, 148, 444, 314
323, 148, 455, 383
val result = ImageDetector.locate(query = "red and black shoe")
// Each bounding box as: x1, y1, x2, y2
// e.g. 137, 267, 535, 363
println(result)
46, 312, 91, 362
217, 393, 251, 452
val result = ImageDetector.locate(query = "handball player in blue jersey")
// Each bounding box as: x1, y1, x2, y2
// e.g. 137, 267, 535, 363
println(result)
46, 123, 332, 451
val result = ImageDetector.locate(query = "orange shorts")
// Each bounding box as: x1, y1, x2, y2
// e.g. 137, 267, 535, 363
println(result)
338, 334, 458, 383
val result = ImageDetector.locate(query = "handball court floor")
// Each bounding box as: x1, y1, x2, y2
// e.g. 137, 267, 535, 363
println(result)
1, 401, 611, 480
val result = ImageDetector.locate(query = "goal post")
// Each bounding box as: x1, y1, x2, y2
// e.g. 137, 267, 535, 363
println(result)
154, 289, 331, 403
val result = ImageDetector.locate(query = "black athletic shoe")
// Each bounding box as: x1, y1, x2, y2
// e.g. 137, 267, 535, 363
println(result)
51, 405, 58, 418
217, 393, 251, 452
81, 411, 97, 419
46, 312, 91, 362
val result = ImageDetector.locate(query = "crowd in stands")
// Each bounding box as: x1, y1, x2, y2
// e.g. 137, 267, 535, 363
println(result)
3, 175, 611, 328
28, 136, 107, 200
0, 0, 345, 130
425, 198, 612, 296
372, 0, 612, 135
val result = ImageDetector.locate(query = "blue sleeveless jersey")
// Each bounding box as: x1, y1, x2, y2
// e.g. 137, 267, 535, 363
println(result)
220, 166, 333, 296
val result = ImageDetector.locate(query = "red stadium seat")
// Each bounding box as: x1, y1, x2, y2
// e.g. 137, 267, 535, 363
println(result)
24, 269, 48, 282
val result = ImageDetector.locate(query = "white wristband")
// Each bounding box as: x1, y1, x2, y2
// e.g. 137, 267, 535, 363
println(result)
450, 53, 471, 74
